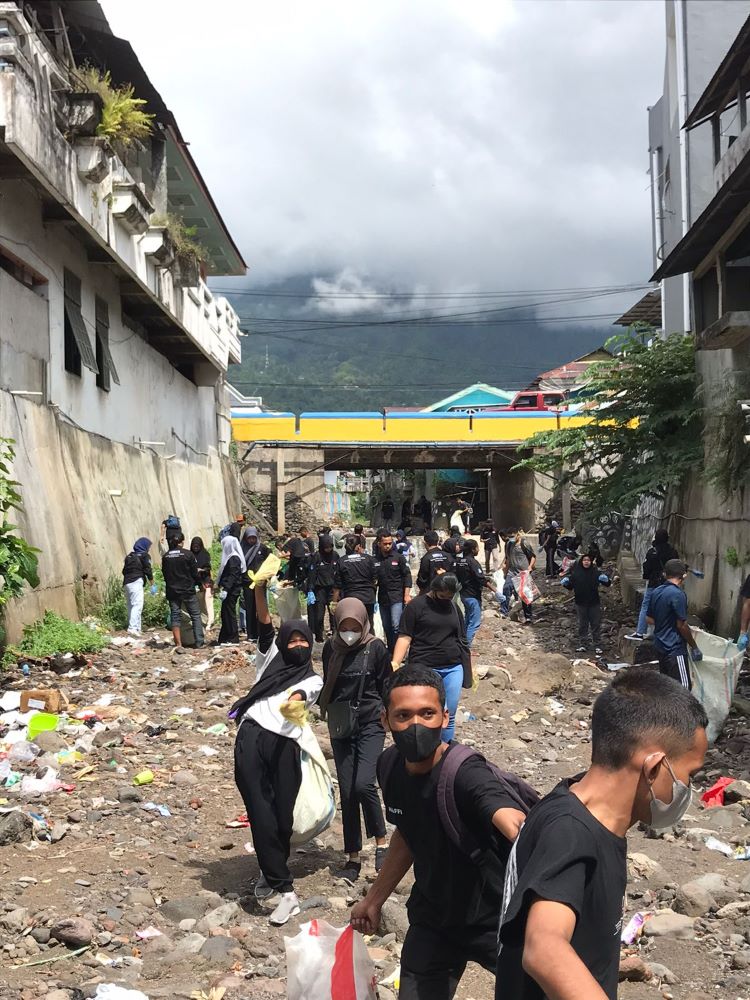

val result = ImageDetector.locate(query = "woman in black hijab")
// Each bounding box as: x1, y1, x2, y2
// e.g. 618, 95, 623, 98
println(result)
304, 533, 339, 642
190, 537, 214, 632
230, 582, 322, 928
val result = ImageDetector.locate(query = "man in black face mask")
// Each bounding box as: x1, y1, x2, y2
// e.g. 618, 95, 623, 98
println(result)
350, 667, 527, 999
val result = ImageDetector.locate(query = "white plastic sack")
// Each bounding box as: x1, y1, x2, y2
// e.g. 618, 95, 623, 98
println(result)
490, 547, 503, 572
691, 628, 744, 744
285, 919, 377, 1000
492, 569, 506, 594
292, 725, 336, 845
276, 585, 303, 623
95, 986, 150, 1000
373, 608, 387, 643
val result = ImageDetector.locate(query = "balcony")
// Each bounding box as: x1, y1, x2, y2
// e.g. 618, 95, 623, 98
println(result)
0, 3, 242, 377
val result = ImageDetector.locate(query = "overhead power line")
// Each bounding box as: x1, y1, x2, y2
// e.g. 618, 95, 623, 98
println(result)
211, 280, 651, 300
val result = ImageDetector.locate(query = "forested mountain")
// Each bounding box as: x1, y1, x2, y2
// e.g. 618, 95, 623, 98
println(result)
216, 275, 618, 412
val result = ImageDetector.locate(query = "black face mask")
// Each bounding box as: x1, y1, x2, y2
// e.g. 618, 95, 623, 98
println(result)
392, 722, 443, 763
282, 645, 310, 668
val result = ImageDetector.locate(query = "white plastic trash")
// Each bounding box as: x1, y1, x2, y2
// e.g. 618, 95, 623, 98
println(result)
285, 919, 377, 1000
690, 628, 744, 744
95, 987, 150, 1000
276, 584, 303, 623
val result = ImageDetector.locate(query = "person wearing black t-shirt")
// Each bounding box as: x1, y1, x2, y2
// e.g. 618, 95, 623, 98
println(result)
319, 598, 392, 883
240, 526, 271, 641
480, 521, 501, 573
282, 533, 307, 588
455, 539, 494, 646
373, 532, 413, 652
299, 526, 315, 556
350, 667, 526, 1000
496, 668, 708, 1000
416, 530, 454, 593
305, 534, 339, 641
161, 533, 204, 648
394, 574, 467, 742
333, 535, 378, 626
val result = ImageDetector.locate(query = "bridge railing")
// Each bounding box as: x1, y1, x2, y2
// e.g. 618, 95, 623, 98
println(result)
231, 409, 590, 445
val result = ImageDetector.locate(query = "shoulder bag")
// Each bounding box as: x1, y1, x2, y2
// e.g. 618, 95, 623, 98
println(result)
326, 646, 371, 740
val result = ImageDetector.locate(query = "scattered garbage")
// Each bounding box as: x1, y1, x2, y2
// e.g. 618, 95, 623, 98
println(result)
20, 688, 69, 714
701, 776, 735, 808
132, 770, 154, 786
95, 986, 150, 1000
19, 767, 59, 797
27, 712, 60, 742
705, 836, 735, 857
285, 920, 376, 1000
621, 911, 649, 944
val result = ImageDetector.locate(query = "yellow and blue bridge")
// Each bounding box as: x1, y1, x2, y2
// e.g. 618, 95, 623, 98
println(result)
231, 407, 589, 531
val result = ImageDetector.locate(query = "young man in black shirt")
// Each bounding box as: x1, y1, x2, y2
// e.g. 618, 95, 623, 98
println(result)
161, 532, 205, 648
282, 532, 307, 588
496, 668, 708, 1000
373, 532, 413, 651
333, 535, 378, 627
416, 530, 454, 593
455, 538, 494, 646
351, 667, 527, 1000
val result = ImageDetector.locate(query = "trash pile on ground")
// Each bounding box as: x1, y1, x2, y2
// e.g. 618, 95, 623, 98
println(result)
0, 574, 747, 1000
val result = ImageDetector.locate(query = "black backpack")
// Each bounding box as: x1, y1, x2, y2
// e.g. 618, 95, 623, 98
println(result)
379, 744, 540, 863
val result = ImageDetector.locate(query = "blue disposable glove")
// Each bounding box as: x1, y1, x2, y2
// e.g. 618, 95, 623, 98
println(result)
306, 590, 316, 606
690, 647, 703, 662
374, 602, 380, 614
738, 632, 749, 652
560, 577, 571, 588
150, 584, 158, 596
690, 568, 705, 579
598, 574, 609, 584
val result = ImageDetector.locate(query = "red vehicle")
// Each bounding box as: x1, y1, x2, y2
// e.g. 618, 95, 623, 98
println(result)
483, 390, 568, 412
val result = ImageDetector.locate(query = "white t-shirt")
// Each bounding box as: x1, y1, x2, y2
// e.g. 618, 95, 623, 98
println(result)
241, 639, 322, 739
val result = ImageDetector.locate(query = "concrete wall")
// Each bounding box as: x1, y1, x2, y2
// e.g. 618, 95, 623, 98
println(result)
1, 390, 239, 642
1, 181, 227, 459
241, 447, 328, 528
0, 269, 49, 397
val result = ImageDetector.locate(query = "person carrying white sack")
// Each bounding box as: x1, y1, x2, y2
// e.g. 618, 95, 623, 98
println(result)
229, 581, 323, 926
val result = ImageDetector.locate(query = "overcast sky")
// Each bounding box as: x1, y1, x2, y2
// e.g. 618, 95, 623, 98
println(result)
102, 0, 664, 313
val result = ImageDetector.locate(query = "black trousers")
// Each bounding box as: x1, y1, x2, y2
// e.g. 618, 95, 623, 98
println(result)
307, 586, 334, 641
545, 547, 557, 576
242, 583, 259, 640
218, 585, 241, 644
330, 720, 386, 854
658, 650, 692, 690
234, 720, 302, 893
576, 603, 602, 644
400, 923, 496, 1000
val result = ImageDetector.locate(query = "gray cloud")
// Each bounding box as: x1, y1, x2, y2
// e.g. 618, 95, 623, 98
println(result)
101, 0, 663, 311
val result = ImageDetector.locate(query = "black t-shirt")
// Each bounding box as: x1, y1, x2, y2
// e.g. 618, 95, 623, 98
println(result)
321, 638, 392, 726
378, 745, 516, 930
306, 552, 339, 591
480, 529, 499, 551
302, 536, 315, 555
161, 548, 200, 599
373, 548, 412, 604
416, 547, 454, 590
334, 553, 377, 604
399, 594, 466, 668
497, 778, 627, 1000
123, 551, 153, 585
455, 554, 486, 602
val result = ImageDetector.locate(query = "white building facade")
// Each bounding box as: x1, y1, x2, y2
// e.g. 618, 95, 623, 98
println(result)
0, 1, 246, 636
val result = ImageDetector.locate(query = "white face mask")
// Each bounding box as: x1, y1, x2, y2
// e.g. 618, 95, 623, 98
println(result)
340, 630, 361, 646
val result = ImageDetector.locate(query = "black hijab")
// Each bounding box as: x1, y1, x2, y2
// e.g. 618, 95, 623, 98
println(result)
229, 618, 316, 720
190, 536, 211, 571
319, 534, 335, 562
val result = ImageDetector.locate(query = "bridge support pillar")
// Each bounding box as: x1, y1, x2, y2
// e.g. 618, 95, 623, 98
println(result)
275, 451, 285, 534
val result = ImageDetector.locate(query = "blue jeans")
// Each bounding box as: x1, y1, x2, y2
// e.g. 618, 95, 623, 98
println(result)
637, 586, 655, 635
462, 596, 482, 646
380, 601, 404, 652
433, 664, 463, 742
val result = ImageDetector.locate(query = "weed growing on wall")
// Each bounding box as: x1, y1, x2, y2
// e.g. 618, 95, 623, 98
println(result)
0, 438, 39, 649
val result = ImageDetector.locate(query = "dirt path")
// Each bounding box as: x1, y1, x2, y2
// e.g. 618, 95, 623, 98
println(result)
0, 574, 748, 1000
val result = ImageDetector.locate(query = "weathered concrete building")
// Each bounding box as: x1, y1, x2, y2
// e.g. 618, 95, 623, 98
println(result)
0, 1, 245, 637
621, 2, 750, 634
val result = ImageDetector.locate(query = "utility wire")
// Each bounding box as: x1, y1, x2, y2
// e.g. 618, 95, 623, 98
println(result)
211, 281, 650, 300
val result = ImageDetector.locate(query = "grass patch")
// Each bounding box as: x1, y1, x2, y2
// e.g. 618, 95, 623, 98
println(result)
17, 611, 109, 658
98, 572, 169, 630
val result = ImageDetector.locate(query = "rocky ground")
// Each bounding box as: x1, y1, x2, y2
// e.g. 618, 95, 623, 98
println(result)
0, 573, 749, 1000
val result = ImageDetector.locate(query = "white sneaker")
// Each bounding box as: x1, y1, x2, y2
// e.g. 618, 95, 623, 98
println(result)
269, 891, 300, 926
625, 632, 644, 642
254, 873, 274, 901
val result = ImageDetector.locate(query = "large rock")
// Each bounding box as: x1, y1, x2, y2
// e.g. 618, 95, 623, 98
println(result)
723, 779, 750, 804
509, 652, 573, 695
698, 805, 746, 835
199, 935, 243, 968
159, 893, 220, 924
674, 881, 716, 917
379, 899, 409, 941
124, 887, 156, 909
643, 910, 696, 940
716, 900, 750, 919
196, 901, 241, 933
689, 873, 739, 909
618, 955, 652, 982
33, 730, 68, 753
0, 907, 30, 932
0, 810, 31, 846
50, 917, 95, 948
627, 853, 669, 886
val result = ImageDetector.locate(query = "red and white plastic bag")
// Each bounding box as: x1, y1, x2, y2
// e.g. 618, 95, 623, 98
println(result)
518, 570, 541, 605
285, 919, 377, 1000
